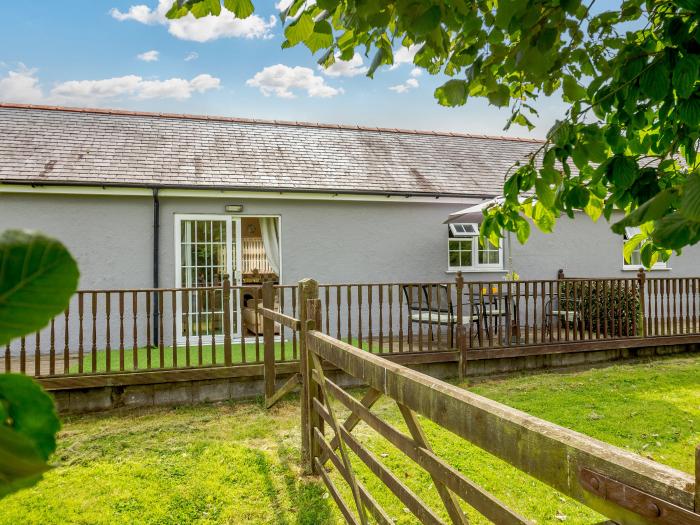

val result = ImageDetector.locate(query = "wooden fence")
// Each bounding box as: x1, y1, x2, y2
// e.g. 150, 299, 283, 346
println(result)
4, 271, 700, 383
294, 279, 700, 524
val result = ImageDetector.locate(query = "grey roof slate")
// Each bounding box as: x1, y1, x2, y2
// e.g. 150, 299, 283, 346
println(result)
0, 104, 543, 197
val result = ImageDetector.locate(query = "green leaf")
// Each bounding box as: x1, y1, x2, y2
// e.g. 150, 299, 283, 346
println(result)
532, 202, 556, 233
304, 21, 333, 54
607, 155, 638, 191
411, 6, 441, 35
434, 80, 468, 107
223, 0, 254, 18
487, 84, 510, 107
678, 97, 700, 126
675, 0, 700, 11
672, 55, 699, 99
640, 61, 670, 100
0, 230, 79, 346
515, 218, 531, 244
584, 194, 604, 222
651, 212, 694, 249
562, 75, 587, 101
611, 189, 677, 234
567, 185, 590, 208
284, 13, 314, 46
535, 178, 555, 208
623, 233, 644, 263
680, 175, 700, 220
0, 374, 60, 498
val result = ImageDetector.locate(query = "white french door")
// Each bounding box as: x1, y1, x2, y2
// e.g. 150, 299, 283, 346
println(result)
175, 215, 242, 343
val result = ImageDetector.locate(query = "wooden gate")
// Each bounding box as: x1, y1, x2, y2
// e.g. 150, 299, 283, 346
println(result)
292, 278, 700, 524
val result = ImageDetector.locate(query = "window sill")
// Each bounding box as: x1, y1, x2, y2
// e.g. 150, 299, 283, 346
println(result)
622, 266, 671, 272
446, 268, 506, 274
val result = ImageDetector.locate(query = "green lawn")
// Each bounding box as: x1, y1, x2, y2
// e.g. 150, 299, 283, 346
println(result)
1, 355, 698, 524
69, 339, 369, 374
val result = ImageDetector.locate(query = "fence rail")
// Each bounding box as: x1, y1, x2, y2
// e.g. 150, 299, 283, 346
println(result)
4, 271, 700, 380
298, 282, 700, 524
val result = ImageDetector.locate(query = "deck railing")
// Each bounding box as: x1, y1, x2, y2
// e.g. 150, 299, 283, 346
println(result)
3, 270, 700, 379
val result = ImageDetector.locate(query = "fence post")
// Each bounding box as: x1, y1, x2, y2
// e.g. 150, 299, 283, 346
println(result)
262, 280, 276, 401
298, 278, 319, 474
695, 444, 699, 512
695, 444, 700, 512
306, 297, 324, 473
455, 271, 465, 380
637, 268, 646, 338
222, 275, 232, 366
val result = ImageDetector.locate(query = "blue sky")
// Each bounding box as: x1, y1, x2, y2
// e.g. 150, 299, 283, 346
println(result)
0, 1, 574, 138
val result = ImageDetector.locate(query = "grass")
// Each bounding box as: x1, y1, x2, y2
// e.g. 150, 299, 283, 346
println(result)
69, 339, 369, 374
1, 355, 698, 524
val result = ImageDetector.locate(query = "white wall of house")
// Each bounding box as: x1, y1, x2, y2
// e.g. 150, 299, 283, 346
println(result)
2, 191, 700, 289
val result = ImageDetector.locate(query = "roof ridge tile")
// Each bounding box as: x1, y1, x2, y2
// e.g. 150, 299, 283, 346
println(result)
0, 102, 545, 144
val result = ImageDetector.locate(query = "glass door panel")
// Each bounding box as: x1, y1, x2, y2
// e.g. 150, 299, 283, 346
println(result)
177, 217, 240, 342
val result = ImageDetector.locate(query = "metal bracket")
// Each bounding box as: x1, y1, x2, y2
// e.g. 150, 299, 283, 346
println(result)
579, 468, 700, 525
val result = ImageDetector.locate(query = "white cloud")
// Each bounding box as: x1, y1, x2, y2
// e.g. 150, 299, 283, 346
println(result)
110, 0, 276, 42
0, 67, 220, 105
247, 64, 342, 99
184, 51, 199, 62
410, 67, 422, 77
389, 77, 419, 94
390, 45, 421, 70
274, 0, 294, 10
137, 50, 160, 62
320, 53, 367, 78
0, 65, 44, 103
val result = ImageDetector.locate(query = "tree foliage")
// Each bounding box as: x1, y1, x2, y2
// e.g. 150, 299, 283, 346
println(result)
170, 0, 700, 266
0, 230, 78, 498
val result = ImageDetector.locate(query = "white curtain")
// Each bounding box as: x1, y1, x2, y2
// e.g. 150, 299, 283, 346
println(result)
260, 217, 281, 277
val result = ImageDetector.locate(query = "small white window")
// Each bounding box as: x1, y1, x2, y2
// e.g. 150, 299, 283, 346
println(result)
447, 224, 502, 271
622, 227, 668, 270
449, 223, 479, 237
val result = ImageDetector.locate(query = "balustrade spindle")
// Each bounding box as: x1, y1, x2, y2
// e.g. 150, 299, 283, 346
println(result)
105, 291, 111, 373
49, 317, 55, 375
196, 289, 203, 366
368, 285, 373, 353
78, 292, 84, 374
158, 290, 164, 368
146, 292, 152, 369
171, 290, 178, 368
20, 336, 26, 374
346, 286, 352, 346
358, 285, 364, 350
35, 331, 41, 377
119, 292, 125, 372
63, 306, 70, 374
183, 290, 190, 367
398, 285, 404, 353
132, 292, 139, 370
388, 285, 394, 352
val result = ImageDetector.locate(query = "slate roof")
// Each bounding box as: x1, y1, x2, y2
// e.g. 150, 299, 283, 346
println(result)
0, 103, 543, 197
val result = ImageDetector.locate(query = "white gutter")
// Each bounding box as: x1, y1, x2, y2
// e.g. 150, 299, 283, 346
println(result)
0, 183, 482, 205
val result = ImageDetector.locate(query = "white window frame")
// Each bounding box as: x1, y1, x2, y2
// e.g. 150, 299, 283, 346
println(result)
447, 223, 503, 272
622, 226, 669, 271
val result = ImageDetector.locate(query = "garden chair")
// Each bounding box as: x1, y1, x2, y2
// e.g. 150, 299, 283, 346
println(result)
472, 287, 516, 346
544, 294, 582, 338
401, 284, 479, 348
